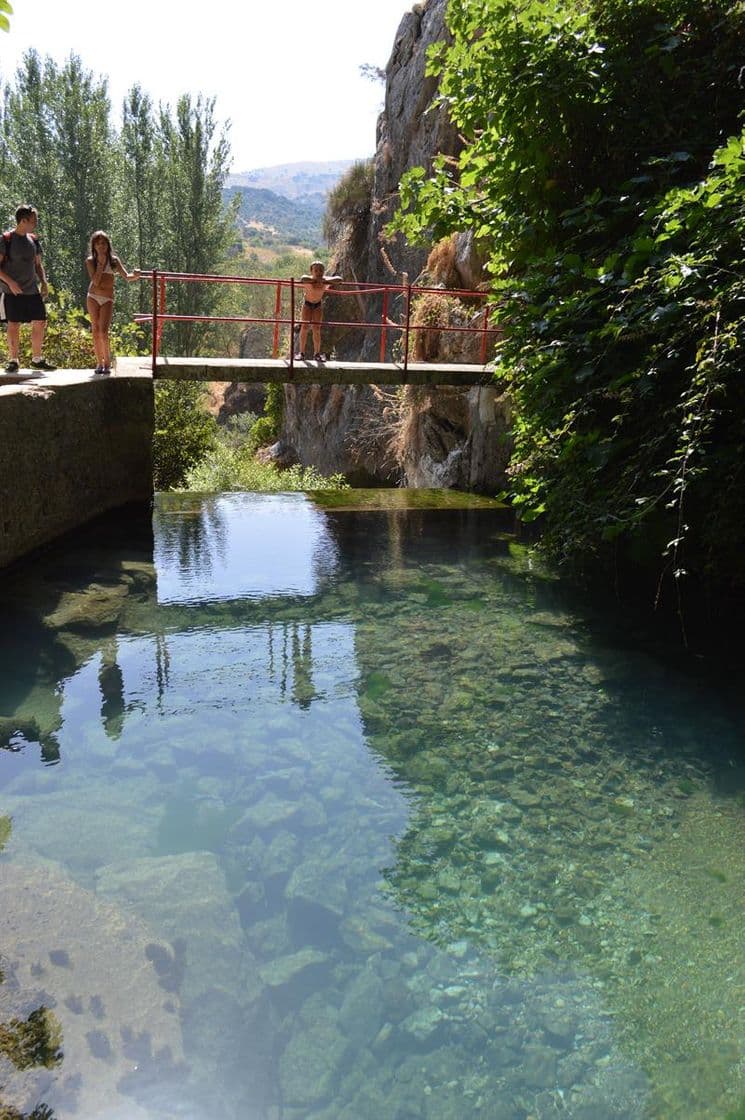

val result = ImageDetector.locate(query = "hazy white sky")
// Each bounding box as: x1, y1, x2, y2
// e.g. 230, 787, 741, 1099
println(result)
1, 0, 414, 171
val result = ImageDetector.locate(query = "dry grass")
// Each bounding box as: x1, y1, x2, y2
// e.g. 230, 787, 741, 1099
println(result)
425, 235, 460, 288
349, 384, 436, 472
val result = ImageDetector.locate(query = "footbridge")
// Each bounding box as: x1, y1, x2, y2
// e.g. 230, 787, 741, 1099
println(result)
127, 269, 501, 385
0, 269, 502, 567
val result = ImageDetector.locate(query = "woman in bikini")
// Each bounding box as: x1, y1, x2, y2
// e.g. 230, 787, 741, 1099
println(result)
85, 230, 141, 374
295, 261, 342, 361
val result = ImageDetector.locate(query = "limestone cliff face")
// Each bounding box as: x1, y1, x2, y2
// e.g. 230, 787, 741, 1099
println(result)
367, 0, 461, 293
282, 383, 400, 485
279, 0, 512, 492
397, 385, 513, 491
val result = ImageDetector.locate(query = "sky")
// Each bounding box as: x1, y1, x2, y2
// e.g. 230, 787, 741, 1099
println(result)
0, 0, 414, 172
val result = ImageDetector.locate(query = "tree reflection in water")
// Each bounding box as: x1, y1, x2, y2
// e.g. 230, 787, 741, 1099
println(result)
155, 493, 229, 581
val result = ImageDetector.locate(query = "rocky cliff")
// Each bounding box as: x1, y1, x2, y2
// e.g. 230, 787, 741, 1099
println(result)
278, 0, 512, 492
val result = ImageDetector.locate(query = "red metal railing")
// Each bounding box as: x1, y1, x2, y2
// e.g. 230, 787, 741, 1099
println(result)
135, 271, 501, 377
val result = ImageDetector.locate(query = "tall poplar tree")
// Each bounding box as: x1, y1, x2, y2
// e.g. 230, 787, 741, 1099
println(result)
120, 84, 160, 312
0, 50, 112, 302
155, 94, 238, 354
49, 54, 113, 297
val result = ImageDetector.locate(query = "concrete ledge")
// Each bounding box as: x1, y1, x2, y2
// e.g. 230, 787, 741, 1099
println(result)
0, 370, 154, 568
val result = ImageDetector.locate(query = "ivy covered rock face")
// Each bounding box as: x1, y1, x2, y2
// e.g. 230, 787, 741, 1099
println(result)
390, 0, 745, 606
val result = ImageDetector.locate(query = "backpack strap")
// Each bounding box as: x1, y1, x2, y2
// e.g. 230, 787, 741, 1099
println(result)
1, 230, 39, 262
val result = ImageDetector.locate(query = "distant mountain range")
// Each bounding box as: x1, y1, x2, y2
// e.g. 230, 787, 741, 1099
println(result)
224, 160, 358, 251
227, 160, 357, 201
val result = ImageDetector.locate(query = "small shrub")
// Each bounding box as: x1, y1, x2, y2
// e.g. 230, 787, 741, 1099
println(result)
248, 382, 284, 449
185, 442, 347, 492
323, 159, 374, 246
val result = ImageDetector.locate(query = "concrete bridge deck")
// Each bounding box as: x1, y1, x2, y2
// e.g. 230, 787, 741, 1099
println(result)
0, 357, 496, 387
118, 356, 496, 386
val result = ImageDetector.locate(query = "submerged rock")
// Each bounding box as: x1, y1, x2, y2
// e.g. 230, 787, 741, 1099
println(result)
258, 948, 328, 989
279, 1008, 350, 1109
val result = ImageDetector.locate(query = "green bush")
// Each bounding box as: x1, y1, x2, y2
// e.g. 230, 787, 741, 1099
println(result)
153, 381, 217, 490
185, 439, 347, 492
247, 382, 284, 449
1, 288, 146, 370
323, 159, 374, 246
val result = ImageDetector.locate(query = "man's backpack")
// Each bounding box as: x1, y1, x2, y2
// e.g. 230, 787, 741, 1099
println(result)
0, 233, 11, 324
1, 228, 39, 262
0, 234, 9, 324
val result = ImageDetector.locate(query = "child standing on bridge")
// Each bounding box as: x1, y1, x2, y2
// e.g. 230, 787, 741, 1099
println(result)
85, 230, 142, 374
294, 261, 342, 361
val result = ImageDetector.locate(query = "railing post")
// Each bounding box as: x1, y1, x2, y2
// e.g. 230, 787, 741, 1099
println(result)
151, 269, 158, 376
480, 303, 490, 366
157, 275, 166, 360
380, 288, 388, 364
289, 278, 295, 376
402, 275, 411, 379
272, 280, 282, 359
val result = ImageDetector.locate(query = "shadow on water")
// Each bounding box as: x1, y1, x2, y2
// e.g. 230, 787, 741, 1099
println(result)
339, 513, 745, 1116
0, 505, 154, 771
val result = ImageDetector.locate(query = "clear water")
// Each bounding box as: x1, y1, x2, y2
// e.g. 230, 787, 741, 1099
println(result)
0, 491, 743, 1120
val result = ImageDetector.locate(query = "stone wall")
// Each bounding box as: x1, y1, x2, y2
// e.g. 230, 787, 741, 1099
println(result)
0, 372, 154, 568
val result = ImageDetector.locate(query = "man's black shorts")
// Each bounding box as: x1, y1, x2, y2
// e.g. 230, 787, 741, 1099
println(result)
5, 293, 46, 322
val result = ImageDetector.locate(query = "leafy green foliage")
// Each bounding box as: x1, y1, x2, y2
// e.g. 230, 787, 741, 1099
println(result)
0, 52, 114, 304
1, 289, 147, 369
154, 95, 239, 355
0, 59, 238, 353
390, 0, 745, 601
152, 381, 217, 491
0, 0, 12, 33
500, 133, 745, 592
249, 382, 284, 447
185, 414, 348, 492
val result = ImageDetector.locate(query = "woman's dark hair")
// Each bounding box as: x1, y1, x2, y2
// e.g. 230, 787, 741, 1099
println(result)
89, 229, 114, 268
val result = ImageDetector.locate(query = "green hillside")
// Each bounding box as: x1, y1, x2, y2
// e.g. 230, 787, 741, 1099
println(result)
224, 185, 325, 250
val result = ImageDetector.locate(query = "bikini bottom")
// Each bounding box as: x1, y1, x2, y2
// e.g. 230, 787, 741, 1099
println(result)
88, 292, 113, 307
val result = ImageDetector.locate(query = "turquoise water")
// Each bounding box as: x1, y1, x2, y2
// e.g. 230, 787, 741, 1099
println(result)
0, 491, 743, 1120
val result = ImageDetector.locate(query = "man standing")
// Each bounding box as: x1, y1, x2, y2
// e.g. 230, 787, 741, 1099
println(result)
0, 204, 56, 373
